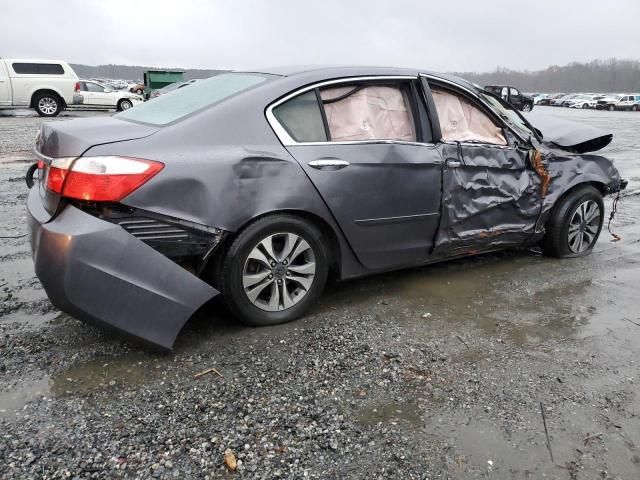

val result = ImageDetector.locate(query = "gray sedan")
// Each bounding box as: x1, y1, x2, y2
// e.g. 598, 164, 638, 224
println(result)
26, 66, 626, 349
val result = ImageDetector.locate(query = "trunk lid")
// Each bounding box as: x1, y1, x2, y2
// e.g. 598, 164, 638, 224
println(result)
34, 116, 160, 219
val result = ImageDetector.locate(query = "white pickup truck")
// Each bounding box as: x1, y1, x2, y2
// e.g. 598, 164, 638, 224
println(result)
0, 59, 78, 116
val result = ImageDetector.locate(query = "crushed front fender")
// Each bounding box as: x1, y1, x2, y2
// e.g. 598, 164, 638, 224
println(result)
27, 189, 219, 350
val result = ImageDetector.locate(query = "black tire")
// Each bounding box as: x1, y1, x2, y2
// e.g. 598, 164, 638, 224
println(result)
632, 105, 639, 112
117, 99, 133, 111
219, 214, 329, 326
582, 103, 589, 109
33, 92, 62, 117
540, 185, 604, 258
608, 105, 615, 111
521, 103, 532, 112
136, 88, 144, 95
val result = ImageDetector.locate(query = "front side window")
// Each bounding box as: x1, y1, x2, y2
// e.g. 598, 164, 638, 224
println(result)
431, 89, 507, 145
272, 81, 417, 143
510, 88, 520, 96
12, 63, 64, 75
117, 73, 267, 126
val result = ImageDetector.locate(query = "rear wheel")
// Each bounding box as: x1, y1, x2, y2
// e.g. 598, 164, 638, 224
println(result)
34, 92, 62, 117
582, 103, 589, 109
608, 105, 615, 111
219, 215, 329, 326
632, 105, 639, 112
135, 88, 144, 95
540, 186, 604, 258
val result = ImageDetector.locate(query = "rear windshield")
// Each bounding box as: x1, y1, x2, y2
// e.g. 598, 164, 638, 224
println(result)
116, 73, 268, 126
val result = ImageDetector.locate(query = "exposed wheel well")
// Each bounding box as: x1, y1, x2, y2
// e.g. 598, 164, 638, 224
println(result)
30, 89, 65, 108
204, 210, 342, 287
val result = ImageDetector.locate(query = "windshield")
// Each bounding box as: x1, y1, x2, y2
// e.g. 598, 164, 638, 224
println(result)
481, 93, 536, 140
117, 73, 268, 126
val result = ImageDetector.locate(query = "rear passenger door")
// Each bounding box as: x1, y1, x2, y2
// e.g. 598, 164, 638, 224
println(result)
267, 77, 443, 270
420, 75, 542, 254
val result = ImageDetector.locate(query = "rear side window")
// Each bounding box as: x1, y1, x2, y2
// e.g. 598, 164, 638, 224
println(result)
12, 63, 65, 75
272, 91, 327, 142
272, 82, 417, 143
117, 73, 267, 126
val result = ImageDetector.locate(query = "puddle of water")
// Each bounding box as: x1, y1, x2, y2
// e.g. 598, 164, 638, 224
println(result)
0, 377, 50, 418
356, 399, 421, 427
0, 352, 160, 417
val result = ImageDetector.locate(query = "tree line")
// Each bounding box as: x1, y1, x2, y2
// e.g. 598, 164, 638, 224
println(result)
454, 58, 640, 93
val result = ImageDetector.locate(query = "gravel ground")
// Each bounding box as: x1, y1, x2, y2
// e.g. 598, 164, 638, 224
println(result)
1, 107, 640, 479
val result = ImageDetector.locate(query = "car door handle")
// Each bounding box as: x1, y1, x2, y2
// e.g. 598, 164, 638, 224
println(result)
446, 160, 462, 168
308, 159, 350, 170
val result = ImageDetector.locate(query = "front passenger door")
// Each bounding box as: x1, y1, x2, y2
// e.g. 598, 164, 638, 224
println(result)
421, 76, 542, 254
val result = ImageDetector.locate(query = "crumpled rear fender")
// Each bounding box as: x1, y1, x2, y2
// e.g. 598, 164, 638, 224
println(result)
28, 190, 219, 350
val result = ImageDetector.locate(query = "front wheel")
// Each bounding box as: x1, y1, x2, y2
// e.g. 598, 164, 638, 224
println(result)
540, 186, 604, 258
117, 99, 133, 111
521, 103, 532, 112
34, 93, 62, 117
219, 215, 329, 326
582, 103, 589, 109
632, 105, 639, 112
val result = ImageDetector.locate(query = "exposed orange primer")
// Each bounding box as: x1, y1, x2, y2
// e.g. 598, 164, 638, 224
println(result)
531, 150, 551, 196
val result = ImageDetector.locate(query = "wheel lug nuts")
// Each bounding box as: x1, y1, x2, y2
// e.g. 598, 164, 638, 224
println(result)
270, 261, 276, 267
286, 271, 291, 276
268, 274, 273, 279
283, 260, 288, 265
277, 279, 282, 284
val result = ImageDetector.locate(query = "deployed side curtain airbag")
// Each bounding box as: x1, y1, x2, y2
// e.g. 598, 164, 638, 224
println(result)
320, 86, 416, 142
432, 90, 507, 145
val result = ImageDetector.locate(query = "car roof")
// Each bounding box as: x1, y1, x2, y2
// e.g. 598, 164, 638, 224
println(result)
235, 65, 479, 92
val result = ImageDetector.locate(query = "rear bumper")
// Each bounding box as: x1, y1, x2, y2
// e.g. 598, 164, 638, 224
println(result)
27, 188, 219, 350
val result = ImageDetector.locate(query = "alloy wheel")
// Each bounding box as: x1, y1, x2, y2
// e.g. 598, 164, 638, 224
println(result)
243, 232, 316, 311
38, 97, 57, 115
567, 200, 601, 253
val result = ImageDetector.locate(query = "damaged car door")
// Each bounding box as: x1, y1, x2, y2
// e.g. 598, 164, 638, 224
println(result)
420, 75, 542, 253
268, 77, 442, 270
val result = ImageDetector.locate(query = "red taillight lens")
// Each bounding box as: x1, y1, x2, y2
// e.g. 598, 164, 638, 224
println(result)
46, 156, 164, 202
75, 82, 80, 92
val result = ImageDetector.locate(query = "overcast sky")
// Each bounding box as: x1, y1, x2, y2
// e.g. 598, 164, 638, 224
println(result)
2, 0, 639, 72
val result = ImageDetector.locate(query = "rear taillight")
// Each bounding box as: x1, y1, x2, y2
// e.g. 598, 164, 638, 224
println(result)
46, 156, 164, 202
75, 81, 80, 92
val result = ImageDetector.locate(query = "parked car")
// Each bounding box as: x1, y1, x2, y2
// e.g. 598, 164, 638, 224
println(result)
595, 94, 624, 110
533, 94, 549, 105
26, 66, 626, 349
565, 94, 604, 109
73, 80, 144, 111
614, 94, 640, 111
149, 79, 199, 99
0, 58, 78, 116
129, 83, 145, 95
542, 93, 565, 106
484, 85, 534, 111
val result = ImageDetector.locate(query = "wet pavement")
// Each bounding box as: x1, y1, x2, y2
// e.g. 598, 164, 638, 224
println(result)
1, 107, 640, 478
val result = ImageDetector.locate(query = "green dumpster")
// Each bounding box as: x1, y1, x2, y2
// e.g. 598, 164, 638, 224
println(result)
143, 70, 185, 97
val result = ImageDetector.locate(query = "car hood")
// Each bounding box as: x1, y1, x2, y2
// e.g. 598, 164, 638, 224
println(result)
524, 112, 613, 153
36, 116, 159, 158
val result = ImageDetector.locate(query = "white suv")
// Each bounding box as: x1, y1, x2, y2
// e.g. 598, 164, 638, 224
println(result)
0, 58, 78, 116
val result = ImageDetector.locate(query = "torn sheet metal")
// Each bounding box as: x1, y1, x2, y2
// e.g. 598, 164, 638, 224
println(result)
524, 112, 613, 153
434, 143, 542, 251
